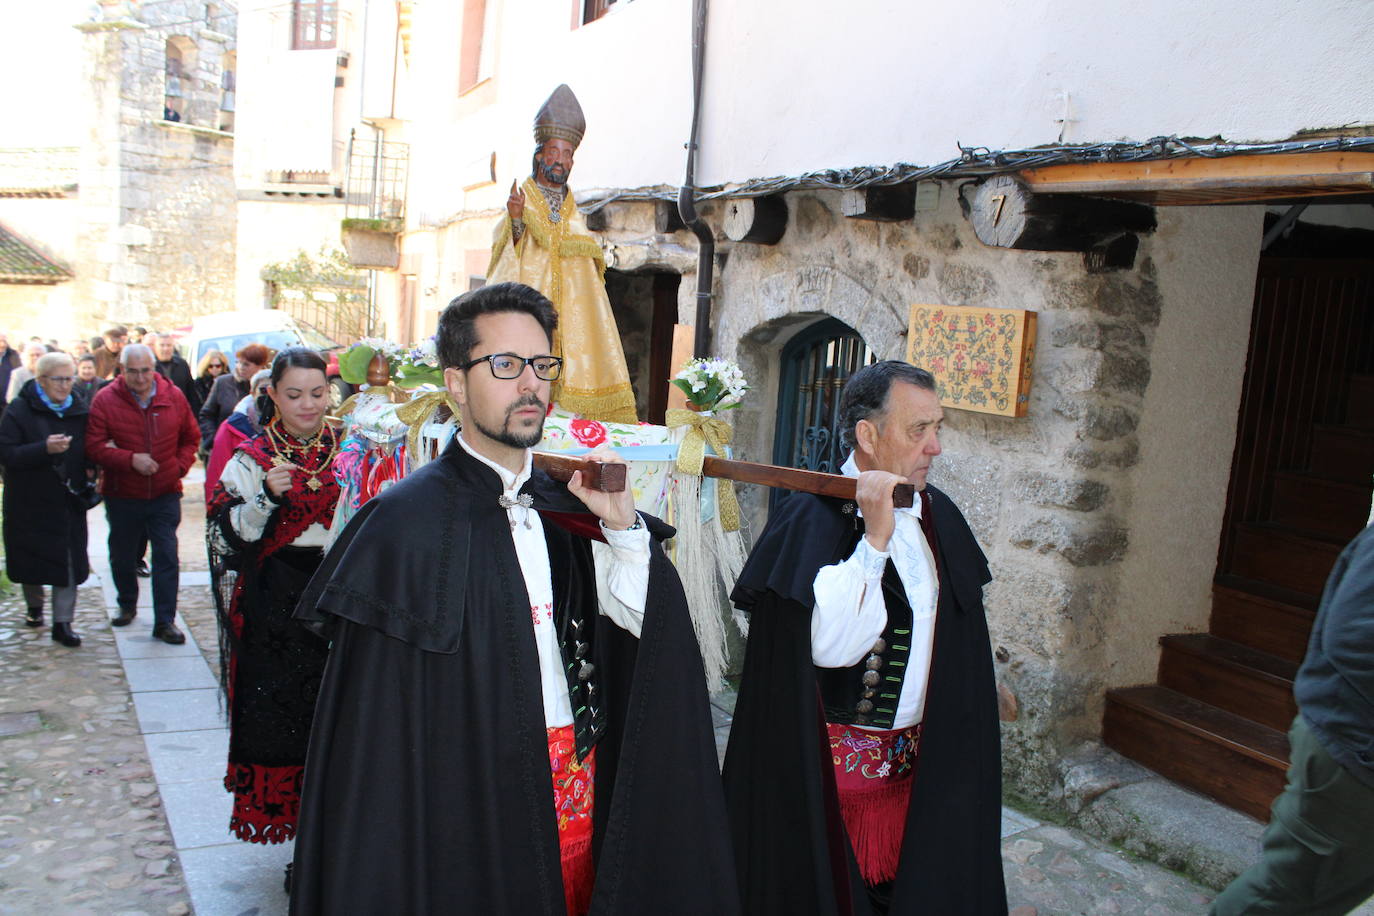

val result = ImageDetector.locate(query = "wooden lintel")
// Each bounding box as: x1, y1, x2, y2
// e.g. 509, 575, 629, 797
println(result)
1020, 152, 1374, 201
841, 185, 916, 222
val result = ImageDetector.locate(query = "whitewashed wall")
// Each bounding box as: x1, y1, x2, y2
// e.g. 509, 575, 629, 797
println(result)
404, 0, 1374, 201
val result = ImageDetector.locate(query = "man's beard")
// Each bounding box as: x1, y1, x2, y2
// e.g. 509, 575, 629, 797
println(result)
539, 161, 568, 186
472, 394, 546, 449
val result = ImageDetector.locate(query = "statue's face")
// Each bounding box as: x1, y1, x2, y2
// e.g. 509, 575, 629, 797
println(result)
537, 138, 574, 186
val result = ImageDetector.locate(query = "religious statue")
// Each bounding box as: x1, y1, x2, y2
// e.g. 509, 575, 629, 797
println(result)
487, 84, 638, 423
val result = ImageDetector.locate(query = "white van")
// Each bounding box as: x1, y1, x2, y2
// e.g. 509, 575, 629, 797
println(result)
176, 310, 353, 406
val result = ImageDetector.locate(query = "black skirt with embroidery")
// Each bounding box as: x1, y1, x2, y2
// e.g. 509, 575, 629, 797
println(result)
224, 544, 328, 844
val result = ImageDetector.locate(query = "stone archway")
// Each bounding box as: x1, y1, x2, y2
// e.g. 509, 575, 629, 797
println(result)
715, 264, 902, 368
722, 265, 896, 527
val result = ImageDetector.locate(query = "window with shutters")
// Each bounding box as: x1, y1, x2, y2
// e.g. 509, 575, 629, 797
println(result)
293, 0, 337, 50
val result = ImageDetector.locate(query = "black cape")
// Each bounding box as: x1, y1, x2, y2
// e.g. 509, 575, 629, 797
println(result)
290, 442, 739, 915
723, 487, 1006, 915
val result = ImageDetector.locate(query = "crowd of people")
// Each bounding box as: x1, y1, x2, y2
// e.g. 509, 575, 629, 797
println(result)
0, 325, 274, 647
2, 283, 1371, 916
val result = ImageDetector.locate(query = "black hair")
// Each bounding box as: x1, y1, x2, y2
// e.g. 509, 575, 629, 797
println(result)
78, 353, 96, 364
837, 360, 937, 452
257, 346, 327, 425
436, 282, 558, 369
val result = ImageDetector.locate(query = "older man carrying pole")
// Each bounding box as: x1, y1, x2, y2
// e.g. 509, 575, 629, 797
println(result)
86, 343, 200, 643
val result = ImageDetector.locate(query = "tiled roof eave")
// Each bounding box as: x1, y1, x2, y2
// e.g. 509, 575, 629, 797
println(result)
0, 273, 70, 284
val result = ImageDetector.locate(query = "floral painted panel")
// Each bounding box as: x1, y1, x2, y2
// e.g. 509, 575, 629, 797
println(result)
905, 304, 1036, 417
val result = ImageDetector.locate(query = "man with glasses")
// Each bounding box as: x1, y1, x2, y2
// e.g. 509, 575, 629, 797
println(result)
290, 282, 738, 915
86, 344, 200, 644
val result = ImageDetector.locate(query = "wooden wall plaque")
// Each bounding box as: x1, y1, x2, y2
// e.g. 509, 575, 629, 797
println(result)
905, 304, 1037, 417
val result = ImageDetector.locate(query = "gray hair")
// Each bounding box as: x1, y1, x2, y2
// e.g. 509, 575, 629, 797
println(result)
119, 343, 154, 366
36, 352, 75, 377
23, 341, 46, 357
837, 360, 938, 452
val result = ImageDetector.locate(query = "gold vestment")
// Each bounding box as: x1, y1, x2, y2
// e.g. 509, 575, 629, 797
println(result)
488, 178, 637, 423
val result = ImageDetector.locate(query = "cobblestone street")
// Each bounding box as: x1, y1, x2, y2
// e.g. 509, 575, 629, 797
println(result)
0, 474, 1272, 915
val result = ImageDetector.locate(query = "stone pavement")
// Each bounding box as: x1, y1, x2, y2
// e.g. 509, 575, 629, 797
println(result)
6, 470, 1350, 916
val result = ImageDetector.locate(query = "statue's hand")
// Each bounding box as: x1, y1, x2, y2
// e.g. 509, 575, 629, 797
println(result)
507, 180, 525, 221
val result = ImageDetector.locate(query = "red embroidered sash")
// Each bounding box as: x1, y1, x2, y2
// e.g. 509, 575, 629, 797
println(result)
827, 721, 922, 885
548, 724, 595, 916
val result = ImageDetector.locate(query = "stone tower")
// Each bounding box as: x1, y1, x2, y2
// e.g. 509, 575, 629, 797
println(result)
74, 0, 237, 331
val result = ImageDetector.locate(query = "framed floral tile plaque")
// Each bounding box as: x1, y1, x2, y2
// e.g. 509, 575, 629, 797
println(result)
905, 304, 1037, 417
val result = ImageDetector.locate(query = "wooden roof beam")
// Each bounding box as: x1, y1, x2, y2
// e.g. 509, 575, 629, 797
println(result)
1017, 151, 1374, 204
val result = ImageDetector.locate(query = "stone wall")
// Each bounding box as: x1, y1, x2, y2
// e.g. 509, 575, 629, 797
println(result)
590, 188, 1264, 809
74, 2, 236, 331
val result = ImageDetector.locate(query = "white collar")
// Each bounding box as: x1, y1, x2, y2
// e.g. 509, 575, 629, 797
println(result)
841, 451, 923, 520
457, 434, 532, 493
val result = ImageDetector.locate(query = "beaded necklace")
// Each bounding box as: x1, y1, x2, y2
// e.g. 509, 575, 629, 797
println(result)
264, 417, 339, 492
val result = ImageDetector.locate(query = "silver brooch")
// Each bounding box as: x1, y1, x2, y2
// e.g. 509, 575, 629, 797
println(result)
498, 493, 535, 529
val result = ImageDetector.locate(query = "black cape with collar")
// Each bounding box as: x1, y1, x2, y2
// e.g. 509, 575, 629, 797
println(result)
289, 442, 740, 915
723, 486, 1006, 916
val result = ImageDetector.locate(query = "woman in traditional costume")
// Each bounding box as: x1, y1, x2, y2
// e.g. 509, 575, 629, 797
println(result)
207, 347, 339, 870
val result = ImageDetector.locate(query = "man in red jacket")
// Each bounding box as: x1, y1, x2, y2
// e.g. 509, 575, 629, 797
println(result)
87, 343, 200, 644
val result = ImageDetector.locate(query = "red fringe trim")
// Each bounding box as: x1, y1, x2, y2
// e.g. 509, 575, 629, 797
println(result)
837, 779, 912, 885
560, 832, 595, 916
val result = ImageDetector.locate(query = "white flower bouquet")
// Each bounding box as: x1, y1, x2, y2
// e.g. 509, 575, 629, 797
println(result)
671, 358, 749, 412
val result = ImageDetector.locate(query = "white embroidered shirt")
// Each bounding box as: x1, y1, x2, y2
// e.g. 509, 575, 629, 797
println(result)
810, 453, 939, 730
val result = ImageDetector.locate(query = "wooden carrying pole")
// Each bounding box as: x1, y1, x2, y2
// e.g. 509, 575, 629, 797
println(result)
532, 453, 915, 509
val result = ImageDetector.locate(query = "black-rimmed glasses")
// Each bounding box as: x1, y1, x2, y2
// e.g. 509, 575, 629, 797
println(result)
460, 353, 563, 381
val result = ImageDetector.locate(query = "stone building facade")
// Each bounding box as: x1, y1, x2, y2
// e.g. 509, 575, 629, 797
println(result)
71, 0, 237, 332
572, 189, 1264, 806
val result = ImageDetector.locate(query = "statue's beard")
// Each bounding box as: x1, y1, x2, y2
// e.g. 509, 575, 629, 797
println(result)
539, 161, 568, 186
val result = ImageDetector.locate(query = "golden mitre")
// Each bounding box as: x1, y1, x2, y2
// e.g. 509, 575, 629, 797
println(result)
533, 84, 586, 150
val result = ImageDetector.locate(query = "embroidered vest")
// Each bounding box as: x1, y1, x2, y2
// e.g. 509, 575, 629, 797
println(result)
815, 555, 917, 730
545, 517, 606, 760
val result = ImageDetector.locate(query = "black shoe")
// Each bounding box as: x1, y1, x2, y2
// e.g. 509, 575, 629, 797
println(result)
112, 607, 137, 627
152, 622, 185, 645
135, 560, 151, 577
284, 862, 293, 894
24, 607, 43, 627
51, 623, 82, 647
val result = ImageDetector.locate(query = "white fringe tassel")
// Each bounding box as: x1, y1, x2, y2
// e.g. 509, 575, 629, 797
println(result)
669, 470, 751, 694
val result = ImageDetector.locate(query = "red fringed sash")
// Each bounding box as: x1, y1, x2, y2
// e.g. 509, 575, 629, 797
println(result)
548, 724, 596, 916
827, 721, 923, 885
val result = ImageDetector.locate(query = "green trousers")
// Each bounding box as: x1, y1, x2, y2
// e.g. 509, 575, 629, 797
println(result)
1212, 716, 1374, 916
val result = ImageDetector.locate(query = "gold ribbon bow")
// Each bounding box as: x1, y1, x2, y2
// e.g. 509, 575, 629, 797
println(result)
665, 408, 741, 532
396, 390, 460, 463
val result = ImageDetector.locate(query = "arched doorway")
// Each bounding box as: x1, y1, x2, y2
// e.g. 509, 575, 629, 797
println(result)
772, 317, 876, 480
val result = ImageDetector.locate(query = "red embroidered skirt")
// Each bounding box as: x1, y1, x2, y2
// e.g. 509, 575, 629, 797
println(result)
548, 725, 596, 916
827, 721, 922, 885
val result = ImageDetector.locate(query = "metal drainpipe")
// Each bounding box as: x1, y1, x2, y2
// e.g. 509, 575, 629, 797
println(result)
678, 0, 713, 359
